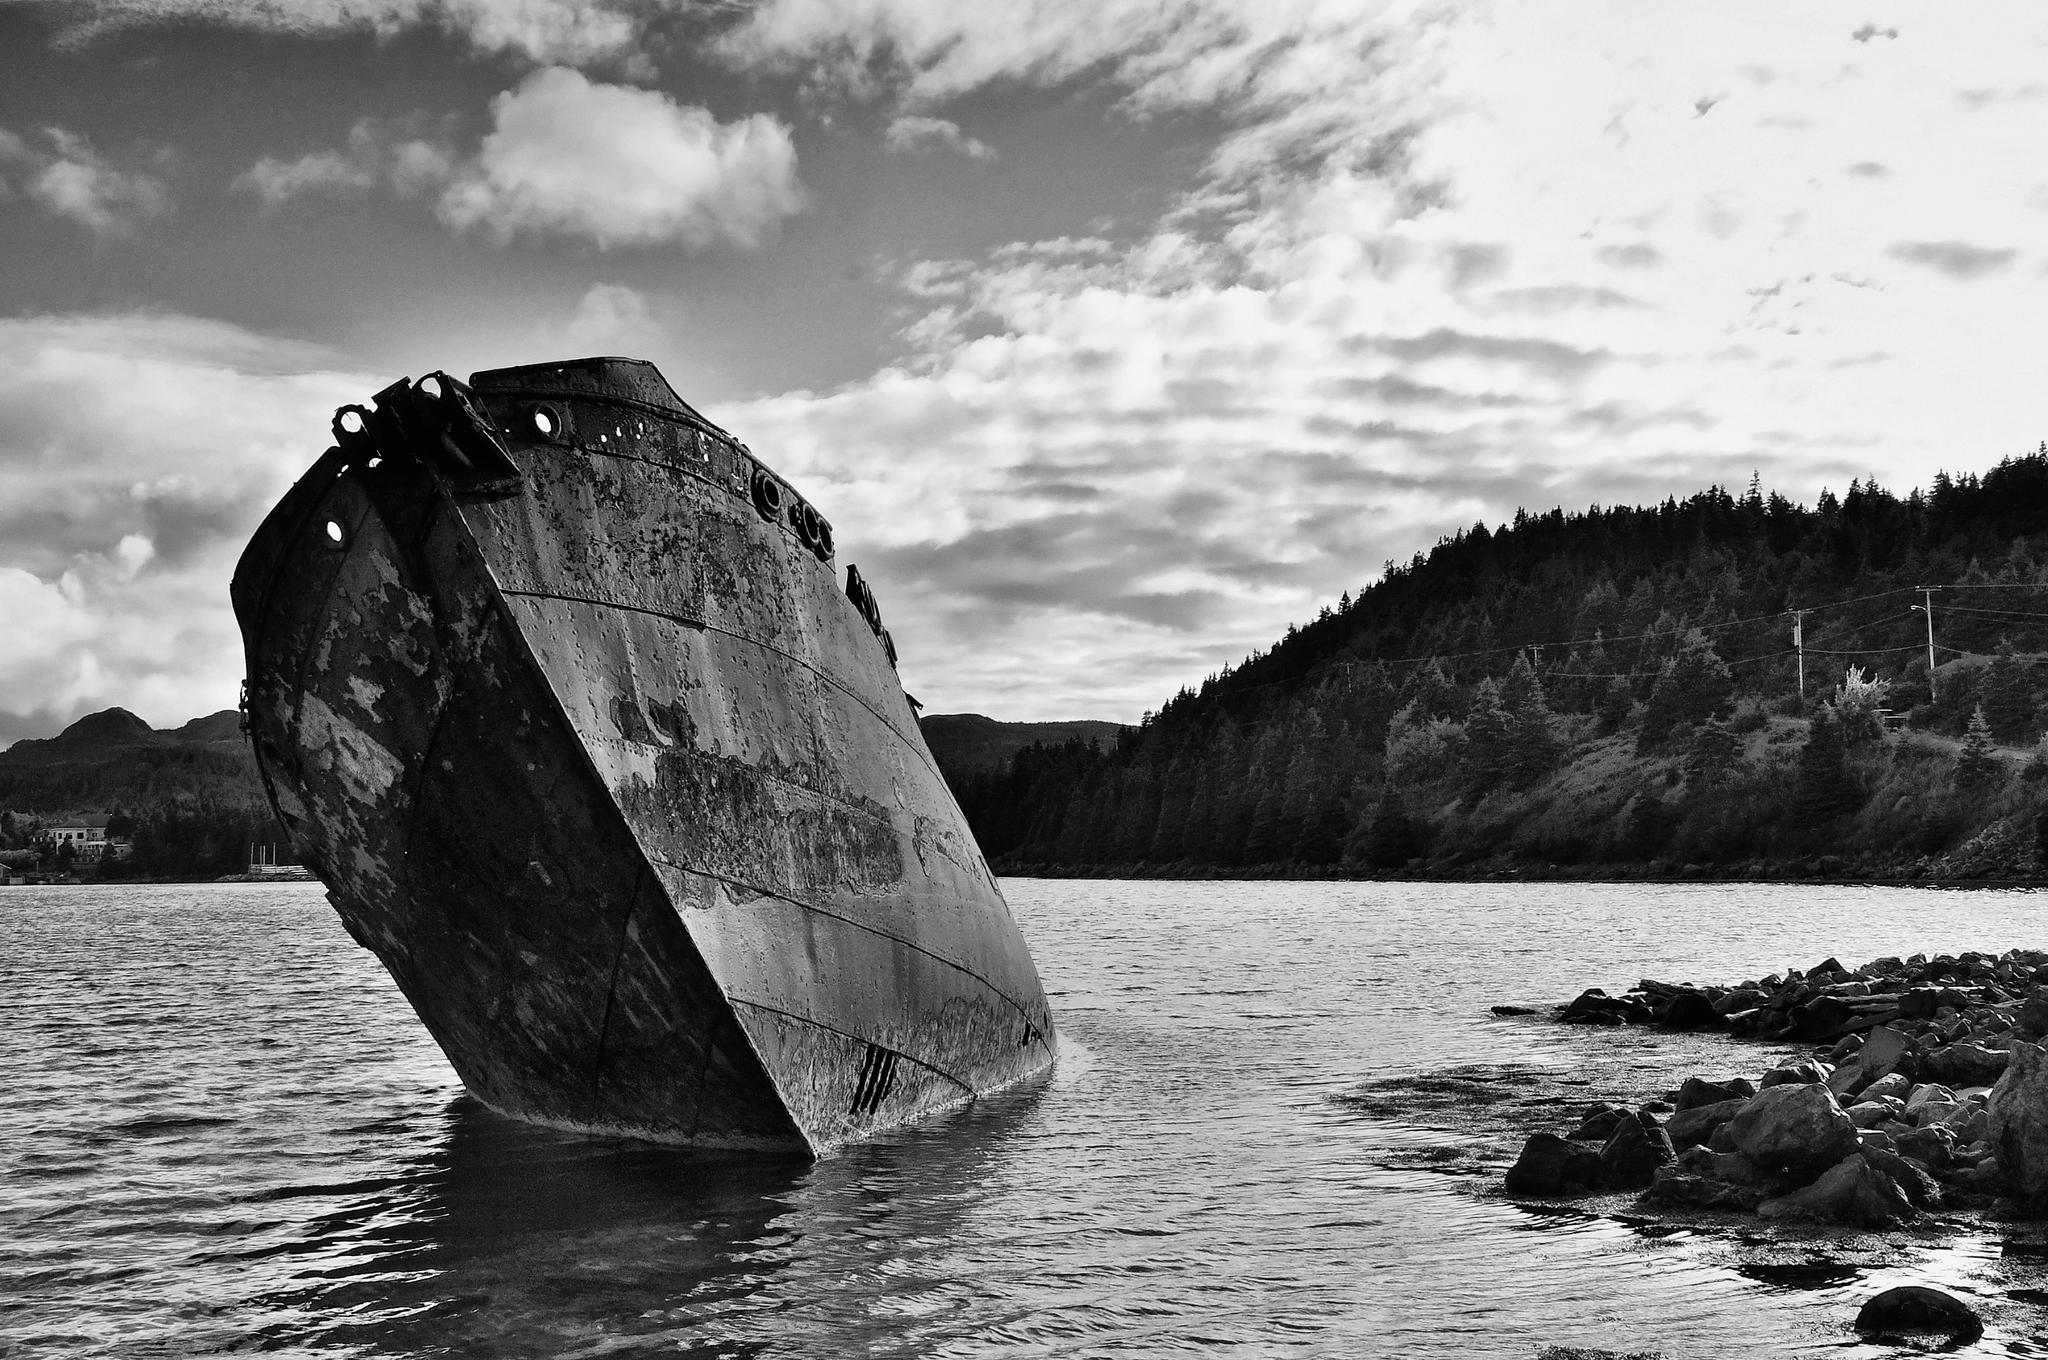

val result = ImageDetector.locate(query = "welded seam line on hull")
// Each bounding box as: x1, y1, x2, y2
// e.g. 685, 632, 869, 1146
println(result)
587, 860, 647, 1108
496, 586, 936, 782
448, 529, 795, 1141
727, 997, 979, 1099
649, 851, 1054, 1048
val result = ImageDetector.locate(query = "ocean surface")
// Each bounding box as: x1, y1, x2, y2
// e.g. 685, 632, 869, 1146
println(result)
7, 880, 2048, 1359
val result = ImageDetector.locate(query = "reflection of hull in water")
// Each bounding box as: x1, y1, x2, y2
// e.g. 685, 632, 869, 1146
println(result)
231, 358, 1056, 1154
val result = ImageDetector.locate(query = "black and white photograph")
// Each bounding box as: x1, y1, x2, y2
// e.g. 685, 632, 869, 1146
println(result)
8, 2, 2048, 1355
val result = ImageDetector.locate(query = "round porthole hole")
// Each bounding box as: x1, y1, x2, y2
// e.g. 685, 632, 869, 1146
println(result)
532, 407, 557, 438
324, 519, 345, 547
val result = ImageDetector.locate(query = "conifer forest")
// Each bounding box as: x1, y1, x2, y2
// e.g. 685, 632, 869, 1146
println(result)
952, 453, 2048, 880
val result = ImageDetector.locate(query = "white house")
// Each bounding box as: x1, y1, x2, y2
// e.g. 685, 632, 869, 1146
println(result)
46, 814, 113, 861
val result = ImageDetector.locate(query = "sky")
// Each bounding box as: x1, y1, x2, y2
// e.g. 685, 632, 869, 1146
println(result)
4, 1, 2048, 741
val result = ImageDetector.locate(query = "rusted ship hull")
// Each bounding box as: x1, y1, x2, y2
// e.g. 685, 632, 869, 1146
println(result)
231, 358, 1056, 1153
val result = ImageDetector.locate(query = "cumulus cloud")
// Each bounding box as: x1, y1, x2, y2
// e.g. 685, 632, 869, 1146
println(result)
1887, 239, 2017, 279
0, 127, 169, 236
697, 2, 2048, 721
436, 68, 806, 250
232, 117, 455, 207
564, 282, 660, 352
883, 115, 995, 161
0, 312, 370, 742
39, 0, 639, 68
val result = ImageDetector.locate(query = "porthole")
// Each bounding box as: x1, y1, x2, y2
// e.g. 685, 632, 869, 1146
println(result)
323, 519, 346, 548
530, 405, 562, 440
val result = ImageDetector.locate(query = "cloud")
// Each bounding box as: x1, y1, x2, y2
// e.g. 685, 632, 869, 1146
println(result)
38, 0, 639, 68
436, 68, 806, 250
0, 127, 168, 236
565, 282, 659, 352
1887, 239, 2018, 280
232, 117, 455, 207
0, 311, 371, 740
693, 3, 2048, 721
883, 115, 996, 161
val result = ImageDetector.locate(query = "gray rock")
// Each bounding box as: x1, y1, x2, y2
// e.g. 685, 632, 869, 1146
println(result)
1506, 1133, 1604, 1196
1859, 1146, 1943, 1209
1599, 1112, 1676, 1189
1853, 1285, 1983, 1343
1892, 1123, 1958, 1168
1664, 1097, 1748, 1150
1759, 1059, 1831, 1089
1921, 1041, 2010, 1088
1728, 1082, 1860, 1178
1566, 1104, 1630, 1142
1846, 1097, 1904, 1129
1862, 1024, 1913, 1077
1860, 1071, 1912, 1103
1905, 1082, 1956, 1111
1990, 1039, 2048, 1209
1674, 1076, 1753, 1112
1758, 1153, 1916, 1226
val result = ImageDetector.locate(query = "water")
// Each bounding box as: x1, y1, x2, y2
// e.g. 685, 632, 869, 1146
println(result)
7, 881, 2048, 1358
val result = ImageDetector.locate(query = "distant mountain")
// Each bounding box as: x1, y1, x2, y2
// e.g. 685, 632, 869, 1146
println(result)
919, 713, 1125, 784
0, 707, 264, 813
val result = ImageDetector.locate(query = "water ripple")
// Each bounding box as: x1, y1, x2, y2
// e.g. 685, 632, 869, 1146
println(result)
8, 881, 2048, 1356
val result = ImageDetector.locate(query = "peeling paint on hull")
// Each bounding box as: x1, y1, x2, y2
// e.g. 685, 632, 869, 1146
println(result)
230, 359, 1057, 1155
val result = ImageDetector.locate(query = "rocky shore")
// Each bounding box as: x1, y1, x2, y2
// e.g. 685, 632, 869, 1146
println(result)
1499, 948, 2048, 1342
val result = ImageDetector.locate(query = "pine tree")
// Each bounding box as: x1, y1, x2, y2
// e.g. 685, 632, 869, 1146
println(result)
1179, 769, 1219, 863
1351, 791, 1425, 869
1241, 785, 1287, 865
1500, 653, 1561, 784
1984, 640, 2034, 744
1462, 677, 1513, 791
1638, 629, 1733, 752
1957, 705, 2002, 789
1791, 705, 1860, 822
1684, 717, 1740, 787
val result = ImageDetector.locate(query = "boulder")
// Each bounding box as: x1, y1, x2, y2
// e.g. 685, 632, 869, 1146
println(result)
1892, 1124, 1958, 1168
1846, 1097, 1904, 1129
1599, 1112, 1676, 1189
1657, 990, 1724, 1030
1505, 1133, 1604, 1196
1860, 1024, 1912, 1075
1853, 1285, 1983, 1344
1757, 1153, 1917, 1226
1905, 1082, 1956, 1112
1728, 1083, 1861, 1178
1674, 1076, 1751, 1112
1566, 1104, 1630, 1142
1663, 1097, 1748, 1150
1860, 1071, 1912, 1104
1914, 1099, 1961, 1128
1758, 1059, 1830, 1089
1921, 1041, 2010, 1088
1561, 988, 1648, 1026
1990, 1038, 2048, 1209
1859, 1146, 1943, 1209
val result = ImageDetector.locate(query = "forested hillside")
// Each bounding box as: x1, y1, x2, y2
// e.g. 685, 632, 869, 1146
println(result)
0, 707, 289, 878
953, 455, 2048, 880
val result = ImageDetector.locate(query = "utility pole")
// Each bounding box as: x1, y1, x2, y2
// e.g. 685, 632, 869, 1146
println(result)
1912, 586, 1940, 700
1790, 609, 1808, 700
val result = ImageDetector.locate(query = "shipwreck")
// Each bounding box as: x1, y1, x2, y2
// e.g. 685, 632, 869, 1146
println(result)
231, 358, 1057, 1153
